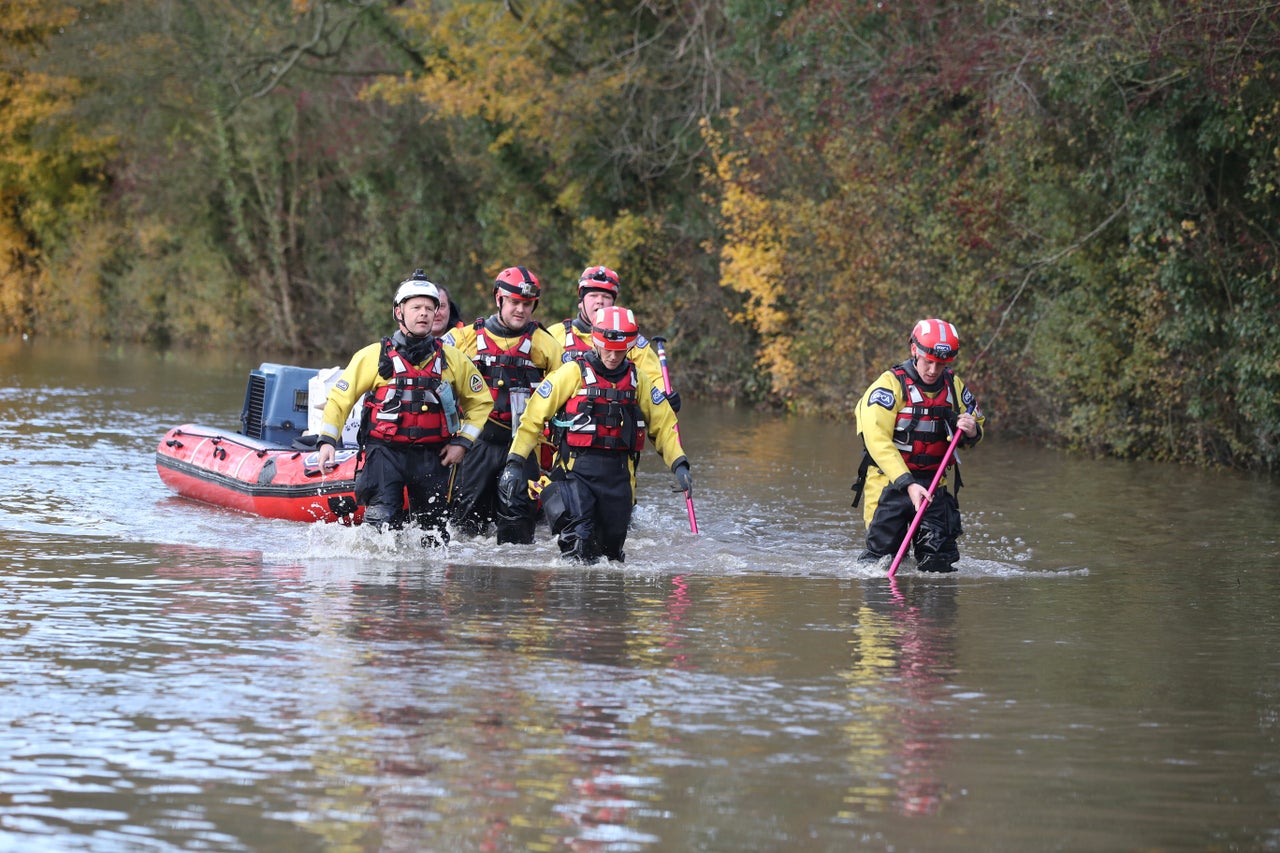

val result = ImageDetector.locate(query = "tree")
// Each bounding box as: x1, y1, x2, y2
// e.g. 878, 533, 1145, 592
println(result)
372, 0, 751, 379
704, 0, 1280, 468
0, 0, 115, 336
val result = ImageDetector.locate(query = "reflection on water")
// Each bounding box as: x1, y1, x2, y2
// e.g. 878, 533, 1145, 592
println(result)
3, 337, 1280, 851
842, 579, 960, 818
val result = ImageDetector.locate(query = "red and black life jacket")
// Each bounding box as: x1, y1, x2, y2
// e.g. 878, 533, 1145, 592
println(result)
890, 364, 960, 471
561, 318, 592, 361
558, 361, 646, 454
361, 338, 452, 445
473, 319, 544, 423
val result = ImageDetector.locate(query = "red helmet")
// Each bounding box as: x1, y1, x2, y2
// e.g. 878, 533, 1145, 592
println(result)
591, 306, 639, 351
494, 266, 541, 303
578, 265, 620, 298
910, 318, 960, 363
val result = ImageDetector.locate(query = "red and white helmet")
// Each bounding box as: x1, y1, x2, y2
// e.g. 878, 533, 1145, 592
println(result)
910, 318, 960, 363
578, 265, 620, 298
591, 306, 639, 351
493, 266, 541, 304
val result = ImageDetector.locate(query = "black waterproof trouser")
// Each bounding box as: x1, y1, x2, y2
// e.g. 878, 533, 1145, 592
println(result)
539, 452, 634, 564
861, 472, 963, 572
449, 427, 539, 544
355, 442, 451, 545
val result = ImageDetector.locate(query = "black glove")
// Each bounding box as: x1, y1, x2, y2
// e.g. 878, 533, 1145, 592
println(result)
943, 408, 959, 434
666, 389, 682, 413
672, 459, 692, 496
497, 458, 525, 507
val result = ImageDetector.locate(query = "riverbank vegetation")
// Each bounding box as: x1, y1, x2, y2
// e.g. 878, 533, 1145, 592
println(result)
2, 1, 1277, 469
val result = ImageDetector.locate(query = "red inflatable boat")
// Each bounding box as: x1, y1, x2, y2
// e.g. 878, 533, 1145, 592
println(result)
156, 363, 365, 523
156, 424, 363, 523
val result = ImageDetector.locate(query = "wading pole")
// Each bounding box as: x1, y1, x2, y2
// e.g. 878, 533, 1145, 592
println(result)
887, 418, 967, 578
651, 337, 699, 534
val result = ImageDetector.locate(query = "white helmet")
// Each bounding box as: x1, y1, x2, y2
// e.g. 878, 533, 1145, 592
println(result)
394, 269, 440, 307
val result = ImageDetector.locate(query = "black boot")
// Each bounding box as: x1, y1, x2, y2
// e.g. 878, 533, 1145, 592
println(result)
559, 538, 599, 566
917, 557, 957, 573
362, 503, 398, 532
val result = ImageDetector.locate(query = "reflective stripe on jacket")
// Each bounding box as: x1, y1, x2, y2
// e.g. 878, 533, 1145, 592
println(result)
362, 339, 451, 445
558, 360, 646, 454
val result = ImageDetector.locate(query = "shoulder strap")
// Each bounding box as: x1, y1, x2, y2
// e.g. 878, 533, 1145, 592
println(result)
850, 448, 872, 508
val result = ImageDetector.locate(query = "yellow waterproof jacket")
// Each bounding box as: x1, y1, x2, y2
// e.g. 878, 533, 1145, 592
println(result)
318, 339, 493, 448
444, 318, 565, 426
509, 359, 687, 474
855, 365, 985, 490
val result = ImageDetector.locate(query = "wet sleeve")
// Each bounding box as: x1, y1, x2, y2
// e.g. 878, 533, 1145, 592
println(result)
317, 343, 381, 446
638, 370, 687, 469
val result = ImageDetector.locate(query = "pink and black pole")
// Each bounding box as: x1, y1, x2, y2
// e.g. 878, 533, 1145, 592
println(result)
887, 415, 968, 577
651, 337, 699, 534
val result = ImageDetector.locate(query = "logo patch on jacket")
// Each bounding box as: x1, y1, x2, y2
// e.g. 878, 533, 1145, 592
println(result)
868, 388, 895, 410
961, 387, 976, 410
537, 379, 553, 398
651, 387, 666, 406
335, 380, 349, 392
562, 352, 574, 363
469, 374, 484, 393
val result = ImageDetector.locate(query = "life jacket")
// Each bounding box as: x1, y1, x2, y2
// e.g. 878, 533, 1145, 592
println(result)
890, 363, 960, 471
557, 360, 646, 454
361, 338, 452, 445
561, 318, 592, 361
473, 319, 544, 423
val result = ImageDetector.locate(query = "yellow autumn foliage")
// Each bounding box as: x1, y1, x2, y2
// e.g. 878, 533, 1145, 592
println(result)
1, 1, 116, 334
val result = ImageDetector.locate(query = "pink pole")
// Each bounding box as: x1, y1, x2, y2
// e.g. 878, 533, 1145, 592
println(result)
886, 424, 966, 577
652, 337, 699, 534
